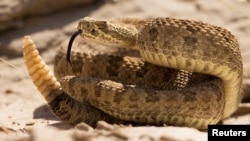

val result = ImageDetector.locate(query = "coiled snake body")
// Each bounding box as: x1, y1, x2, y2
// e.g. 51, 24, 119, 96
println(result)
23, 17, 243, 129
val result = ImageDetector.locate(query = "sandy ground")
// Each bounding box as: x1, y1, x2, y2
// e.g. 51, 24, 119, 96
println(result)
1, 0, 250, 140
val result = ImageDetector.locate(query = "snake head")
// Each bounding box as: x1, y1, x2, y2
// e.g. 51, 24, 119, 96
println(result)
67, 17, 138, 69
77, 17, 108, 41
77, 17, 137, 48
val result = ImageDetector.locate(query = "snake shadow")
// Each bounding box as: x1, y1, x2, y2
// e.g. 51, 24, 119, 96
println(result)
33, 104, 58, 120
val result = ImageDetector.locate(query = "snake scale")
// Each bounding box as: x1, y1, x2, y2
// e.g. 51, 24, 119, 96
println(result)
23, 17, 243, 129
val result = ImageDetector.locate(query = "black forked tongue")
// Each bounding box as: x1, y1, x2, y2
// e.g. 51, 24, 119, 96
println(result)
67, 30, 82, 67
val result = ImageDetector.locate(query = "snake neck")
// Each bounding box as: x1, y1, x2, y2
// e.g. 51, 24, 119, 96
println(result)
77, 17, 139, 49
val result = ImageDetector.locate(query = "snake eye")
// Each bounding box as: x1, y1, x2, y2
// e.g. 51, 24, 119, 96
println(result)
96, 21, 107, 29
91, 29, 96, 33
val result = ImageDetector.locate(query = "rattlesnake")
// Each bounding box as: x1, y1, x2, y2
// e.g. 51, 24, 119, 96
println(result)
23, 17, 243, 129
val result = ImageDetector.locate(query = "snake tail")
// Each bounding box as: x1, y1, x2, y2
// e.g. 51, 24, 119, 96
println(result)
22, 36, 123, 126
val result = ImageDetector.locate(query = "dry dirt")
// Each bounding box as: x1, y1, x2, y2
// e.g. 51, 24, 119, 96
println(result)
1, 0, 250, 141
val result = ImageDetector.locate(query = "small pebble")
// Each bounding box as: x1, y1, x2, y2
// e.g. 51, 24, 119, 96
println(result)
25, 121, 35, 126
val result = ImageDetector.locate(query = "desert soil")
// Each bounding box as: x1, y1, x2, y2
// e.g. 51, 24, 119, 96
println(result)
0, 0, 250, 141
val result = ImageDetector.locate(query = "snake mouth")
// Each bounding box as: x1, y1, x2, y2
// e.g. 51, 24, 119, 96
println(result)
67, 30, 83, 66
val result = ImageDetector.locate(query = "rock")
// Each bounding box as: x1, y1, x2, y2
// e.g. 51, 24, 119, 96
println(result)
0, 0, 95, 32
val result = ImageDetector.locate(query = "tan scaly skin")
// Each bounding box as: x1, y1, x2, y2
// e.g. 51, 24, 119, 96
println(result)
23, 17, 243, 129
